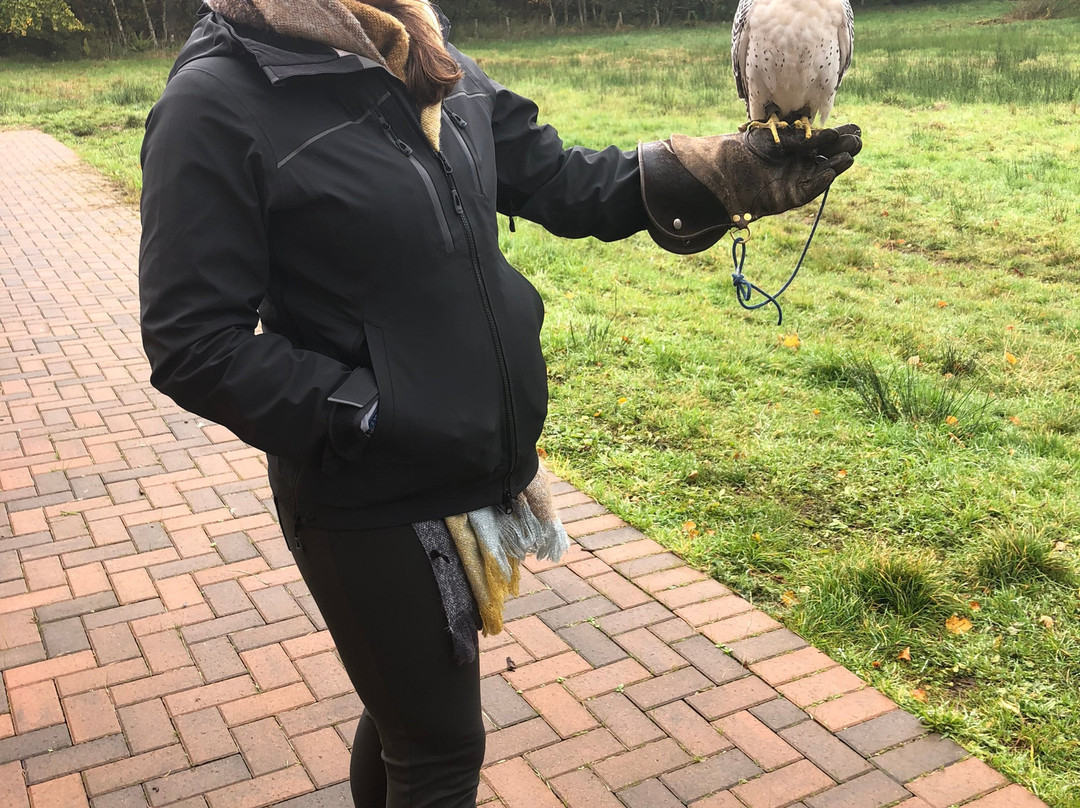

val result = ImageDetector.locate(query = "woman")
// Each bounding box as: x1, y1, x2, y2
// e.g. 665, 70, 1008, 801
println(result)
139, 2, 860, 804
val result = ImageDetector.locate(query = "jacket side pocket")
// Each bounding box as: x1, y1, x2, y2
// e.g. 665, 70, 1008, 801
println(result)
327, 366, 379, 461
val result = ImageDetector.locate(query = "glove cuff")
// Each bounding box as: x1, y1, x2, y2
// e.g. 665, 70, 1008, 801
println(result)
638, 140, 732, 255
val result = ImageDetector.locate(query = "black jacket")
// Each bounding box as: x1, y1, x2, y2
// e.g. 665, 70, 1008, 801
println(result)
139, 10, 651, 529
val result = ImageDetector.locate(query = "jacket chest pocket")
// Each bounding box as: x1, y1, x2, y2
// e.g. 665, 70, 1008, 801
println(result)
373, 108, 456, 254
277, 108, 457, 257
446, 91, 498, 198
444, 109, 486, 198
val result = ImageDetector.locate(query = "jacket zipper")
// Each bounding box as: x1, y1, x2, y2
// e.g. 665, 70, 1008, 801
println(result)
436, 153, 518, 513
374, 109, 454, 253
444, 109, 485, 196
384, 89, 518, 512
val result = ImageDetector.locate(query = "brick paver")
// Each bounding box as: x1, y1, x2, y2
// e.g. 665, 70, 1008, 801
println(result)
0, 129, 1050, 807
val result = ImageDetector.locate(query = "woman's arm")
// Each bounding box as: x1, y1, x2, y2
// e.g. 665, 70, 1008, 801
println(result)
139, 64, 352, 461
483, 73, 649, 242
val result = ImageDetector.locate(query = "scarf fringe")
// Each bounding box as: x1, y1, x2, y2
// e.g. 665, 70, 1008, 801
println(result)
446, 462, 568, 636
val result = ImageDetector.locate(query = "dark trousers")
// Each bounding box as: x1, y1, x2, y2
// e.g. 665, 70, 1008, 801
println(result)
281, 511, 485, 807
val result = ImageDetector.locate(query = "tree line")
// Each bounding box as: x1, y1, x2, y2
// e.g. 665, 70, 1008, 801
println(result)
2, 0, 1075, 57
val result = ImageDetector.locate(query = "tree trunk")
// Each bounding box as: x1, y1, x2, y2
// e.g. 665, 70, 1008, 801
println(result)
141, 0, 159, 46
161, 0, 168, 43
108, 0, 127, 44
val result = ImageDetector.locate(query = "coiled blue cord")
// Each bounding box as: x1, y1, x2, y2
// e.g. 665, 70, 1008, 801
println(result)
731, 186, 830, 326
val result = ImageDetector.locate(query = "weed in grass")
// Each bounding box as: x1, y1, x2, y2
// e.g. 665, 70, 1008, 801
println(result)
850, 549, 952, 621
799, 548, 953, 640
67, 119, 97, 137
99, 79, 160, 106
973, 525, 1077, 588
938, 346, 980, 377
844, 358, 994, 435
724, 531, 789, 576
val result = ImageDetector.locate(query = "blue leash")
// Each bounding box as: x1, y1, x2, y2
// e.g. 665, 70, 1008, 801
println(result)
730, 186, 830, 326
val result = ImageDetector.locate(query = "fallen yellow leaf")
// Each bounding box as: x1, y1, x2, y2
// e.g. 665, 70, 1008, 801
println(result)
617, 397, 628, 405
836, 469, 848, 479
911, 688, 928, 703
907, 355, 922, 366
937, 301, 948, 308
945, 415, 959, 426
1039, 615, 1055, 630
946, 615, 973, 634
969, 600, 982, 611
536, 446, 548, 459
1005, 351, 1018, 365
781, 591, 799, 606
781, 333, 801, 350
897, 647, 912, 662
1009, 415, 1022, 426
682, 521, 697, 532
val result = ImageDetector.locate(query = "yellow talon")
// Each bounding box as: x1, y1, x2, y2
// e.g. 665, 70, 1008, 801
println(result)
746, 113, 788, 144
793, 116, 814, 139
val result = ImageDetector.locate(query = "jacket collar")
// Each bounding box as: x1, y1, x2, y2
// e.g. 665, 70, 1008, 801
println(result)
175, 4, 455, 85
174, 7, 383, 84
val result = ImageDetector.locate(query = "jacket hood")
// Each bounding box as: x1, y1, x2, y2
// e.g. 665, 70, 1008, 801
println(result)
173, 4, 455, 85
171, 7, 383, 83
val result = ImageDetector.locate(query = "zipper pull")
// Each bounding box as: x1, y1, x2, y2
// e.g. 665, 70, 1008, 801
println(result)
448, 110, 468, 129
375, 110, 414, 156
436, 151, 454, 175
451, 189, 464, 215
508, 216, 516, 233
292, 516, 304, 552
500, 490, 514, 515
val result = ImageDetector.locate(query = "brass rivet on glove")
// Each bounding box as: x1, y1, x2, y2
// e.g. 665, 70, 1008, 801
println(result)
673, 218, 683, 230
733, 214, 743, 223
744, 213, 753, 222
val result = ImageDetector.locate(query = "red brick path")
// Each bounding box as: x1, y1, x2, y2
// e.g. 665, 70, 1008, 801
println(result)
0, 130, 1048, 808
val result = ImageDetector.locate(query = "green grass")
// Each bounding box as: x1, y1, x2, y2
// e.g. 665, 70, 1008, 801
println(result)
3, 1, 1080, 803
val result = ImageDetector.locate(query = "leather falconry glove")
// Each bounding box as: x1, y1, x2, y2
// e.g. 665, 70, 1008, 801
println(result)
638, 124, 862, 254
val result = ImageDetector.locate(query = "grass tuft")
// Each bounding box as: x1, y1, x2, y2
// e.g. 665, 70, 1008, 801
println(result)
974, 526, 1077, 588
844, 359, 994, 435
848, 548, 951, 621
98, 79, 160, 107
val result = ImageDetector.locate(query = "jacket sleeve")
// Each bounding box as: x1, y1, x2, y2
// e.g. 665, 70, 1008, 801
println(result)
139, 64, 352, 461
487, 77, 650, 242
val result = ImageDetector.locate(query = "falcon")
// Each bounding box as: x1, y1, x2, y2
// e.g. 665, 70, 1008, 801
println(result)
732, 0, 854, 142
